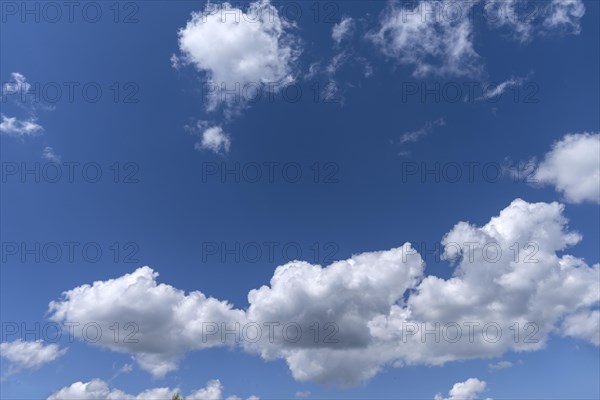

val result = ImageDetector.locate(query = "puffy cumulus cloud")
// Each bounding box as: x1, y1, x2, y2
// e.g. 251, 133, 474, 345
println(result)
243, 244, 424, 385
533, 133, 600, 204
560, 309, 600, 346
485, 0, 585, 43
185, 120, 231, 155
369, 1, 481, 77
196, 126, 231, 155
434, 378, 488, 400
48, 267, 245, 378
187, 380, 223, 400
47, 378, 256, 400
48, 379, 174, 400
0, 340, 66, 372
380, 199, 598, 366
47, 200, 599, 386
175, 0, 300, 111
280, 199, 597, 384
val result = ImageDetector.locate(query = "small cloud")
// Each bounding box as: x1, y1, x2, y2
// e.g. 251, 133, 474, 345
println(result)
332, 17, 355, 45
488, 360, 513, 370
486, 0, 585, 43
396, 118, 445, 156
2, 72, 31, 95
197, 126, 231, 155
1, 72, 54, 138
0, 114, 43, 137
170, 53, 182, 70
0, 340, 67, 375
533, 132, 600, 204
186, 121, 231, 155
326, 52, 350, 76
476, 76, 528, 101
42, 146, 61, 162
435, 378, 488, 400
119, 363, 133, 374
295, 391, 311, 398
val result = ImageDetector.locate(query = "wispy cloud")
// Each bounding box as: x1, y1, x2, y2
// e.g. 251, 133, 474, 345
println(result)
488, 360, 513, 370
370, 1, 481, 78
0, 113, 43, 137
396, 118, 446, 156
476, 75, 529, 101
42, 146, 61, 162
1, 72, 52, 138
0, 340, 66, 375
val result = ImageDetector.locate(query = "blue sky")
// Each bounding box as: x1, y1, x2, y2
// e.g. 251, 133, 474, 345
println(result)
1, 1, 599, 399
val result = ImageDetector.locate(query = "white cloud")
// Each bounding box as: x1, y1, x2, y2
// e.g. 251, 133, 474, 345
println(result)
1, 73, 50, 138
560, 309, 600, 346
47, 200, 599, 386
188, 380, 223, 400
48, 379, 172, 400
110, 363, 134, 381
488, 360, 513, 370
243, 244, 425, 385
42, 146, 61, 162
119, 363, 133, 373
476, 76, 527, 101
0, 113, 43, 137
186, 121, 231, 155
434, 378, 488, 400
0, 340, 66, 372
544, 0, 586, 33
175, 0, 300, 111
196, 126, 231, 154
48, 267, 245, 378
332, 17, 355, 45
295, 391, 311, 398
311, 17, 370, 105
398, 118, 446, 145
3, 72, 31, 95
370, 0, 585, 77
485, 0, 585, 43
533, 132, 600, 204
396, 118, 445, 157
48, 379, 257, 400
370, 1, 481, 77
